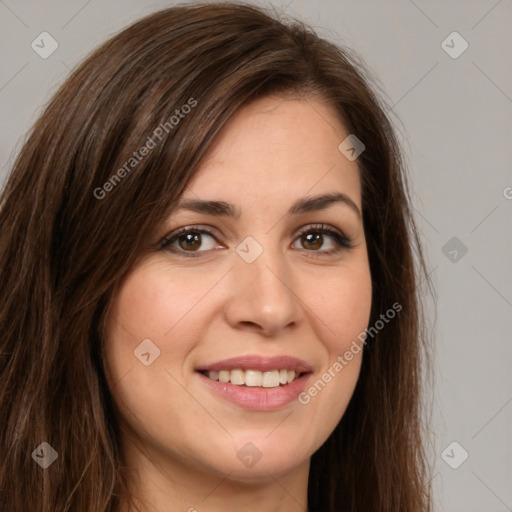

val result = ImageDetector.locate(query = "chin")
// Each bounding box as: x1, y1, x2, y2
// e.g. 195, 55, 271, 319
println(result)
190, 435, 311, 483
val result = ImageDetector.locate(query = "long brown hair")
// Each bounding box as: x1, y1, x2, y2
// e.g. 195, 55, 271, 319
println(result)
0, 3, 433, 511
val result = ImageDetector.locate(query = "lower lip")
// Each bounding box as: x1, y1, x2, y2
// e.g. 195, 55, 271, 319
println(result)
197, 372, 311, 410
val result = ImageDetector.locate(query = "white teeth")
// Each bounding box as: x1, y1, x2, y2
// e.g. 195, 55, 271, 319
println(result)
245, 370, 263, 387
230, 369, 244, 385
262, 370, 280, 388
205, 368, 301, 387
218, 370, 230, 383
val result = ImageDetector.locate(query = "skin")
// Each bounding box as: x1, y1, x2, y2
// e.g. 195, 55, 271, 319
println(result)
105, 94, 372, 512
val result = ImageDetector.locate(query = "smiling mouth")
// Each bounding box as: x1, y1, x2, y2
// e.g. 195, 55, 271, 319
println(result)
199, 369, 307, 388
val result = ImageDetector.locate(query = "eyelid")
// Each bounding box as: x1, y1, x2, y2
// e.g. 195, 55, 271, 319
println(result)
295, 223, 344, 240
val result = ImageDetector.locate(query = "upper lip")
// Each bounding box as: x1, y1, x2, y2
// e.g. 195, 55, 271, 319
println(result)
196, 355, 313, 373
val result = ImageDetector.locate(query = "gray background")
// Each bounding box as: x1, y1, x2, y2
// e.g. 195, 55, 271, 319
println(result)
1, 0, 511, 510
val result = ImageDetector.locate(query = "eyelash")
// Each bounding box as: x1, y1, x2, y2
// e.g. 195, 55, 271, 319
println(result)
159, 223, 353, 258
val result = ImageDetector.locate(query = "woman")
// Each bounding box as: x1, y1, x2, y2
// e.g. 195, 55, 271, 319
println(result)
0, 2, 434, 511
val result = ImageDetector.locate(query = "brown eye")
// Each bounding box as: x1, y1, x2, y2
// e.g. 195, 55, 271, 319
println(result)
178, 232, 202, 251
301, 232, 324, 250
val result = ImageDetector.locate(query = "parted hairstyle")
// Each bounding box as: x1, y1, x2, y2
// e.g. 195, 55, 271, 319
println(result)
0, 2, 434, 511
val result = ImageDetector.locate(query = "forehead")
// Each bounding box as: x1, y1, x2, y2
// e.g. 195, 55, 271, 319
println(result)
184, 95, 362, 210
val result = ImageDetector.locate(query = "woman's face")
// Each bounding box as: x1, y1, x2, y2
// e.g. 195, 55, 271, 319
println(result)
104, 94, 372, 486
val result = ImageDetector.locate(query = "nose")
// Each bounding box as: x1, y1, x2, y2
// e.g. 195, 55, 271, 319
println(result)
223, 243, 302, 337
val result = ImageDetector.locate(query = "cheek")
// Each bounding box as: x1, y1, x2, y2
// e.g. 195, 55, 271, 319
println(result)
294, 261, 371, 432
107, 260, 226, 350
103, 258, 233, 419
306, 261, 372, 352
103, 263, 189, 400
102, 264, 221, 448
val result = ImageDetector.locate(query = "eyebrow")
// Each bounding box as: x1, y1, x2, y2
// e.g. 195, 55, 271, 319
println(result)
175, 192, 361, 219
